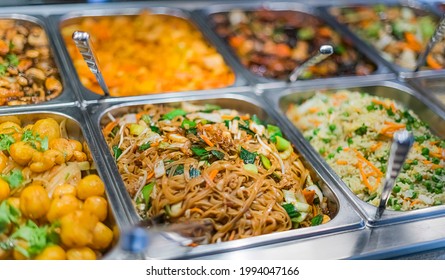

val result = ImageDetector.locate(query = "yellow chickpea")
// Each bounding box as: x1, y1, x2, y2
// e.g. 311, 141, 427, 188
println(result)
47, 195, 81, 222
20, 184, 51, 219
49, 138, 74, 161
32, 118, 60, 142
35, 245, 66, 260
60, 210, 98, 248
83, 196, 108, 222
0, 151, 7, 172
72, 151, 87, 162
90, 222, 113, 250
66, 247, 96, 260
9, 141, 36, 166
53, 184, 77, 198
77, 175, 105, 200
0, 121, 21, 135
69, 139, 83, 152
0, 178, 10, 201
44, 149, 65, 165
29, 151, 56, 173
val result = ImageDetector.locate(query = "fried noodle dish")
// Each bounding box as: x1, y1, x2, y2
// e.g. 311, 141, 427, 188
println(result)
103, 103, 331, 244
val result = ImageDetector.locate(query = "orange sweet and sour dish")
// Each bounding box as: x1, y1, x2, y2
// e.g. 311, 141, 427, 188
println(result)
61, 11, 235, 96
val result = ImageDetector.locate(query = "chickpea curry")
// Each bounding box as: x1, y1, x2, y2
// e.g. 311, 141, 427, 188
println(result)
0, 116, 114, 260
0, 19, 63, 106
61, 11, 235, 96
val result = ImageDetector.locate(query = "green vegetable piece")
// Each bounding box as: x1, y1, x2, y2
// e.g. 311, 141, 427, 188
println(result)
419, 16, 436, 41
201, 104, 221, 113
189, 167, 201, 178
112, 145, 122, 161
421, 147, 430, 157
150, 126, 160, 133
0, 134, 15, 152
181, 119, 197, 130
275, 136, 290, 152
172, 165, 184, 176
251, 114, 263, 125
2, 169, 23, 189
141, 114, 151, 125
267, 125, 283, 143
161, 109, 187, 120
240, 147, 257, 164
329, 124, 336, 132
282, 203, 300, 218
355, 124, 368, 136
191, 146, 208, 157
0, 200, 21, 234
393, 185, 401, 193
109, 126, 120, 137
244, 163, 258, 174
366, 22, 382, 38
311, 214, 323, 226
334, 45, 346, 55
141, 182, 155, 207
11, 220, 49, 258
130, 124, 145, 136
6, 54, 19, 67
259, 154, 271, 170
210, 150, 225, 160
139, 142, 151, 151
297, 26, 315, 40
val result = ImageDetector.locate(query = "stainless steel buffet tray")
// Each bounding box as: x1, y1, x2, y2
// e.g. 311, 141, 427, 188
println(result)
85, 90, 363, 259
46, 5, 248, 104
0, 14, 77, 110
319, 0, 445, 79
195, 1, 394, 90
0, 106, 132, 258
263, 79, 445, 226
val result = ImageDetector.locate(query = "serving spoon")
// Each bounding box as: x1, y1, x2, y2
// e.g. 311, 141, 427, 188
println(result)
414, 14, 445, 72
375, 130, 414, 219
72, 30, 110, 96
288, 44, 334, 83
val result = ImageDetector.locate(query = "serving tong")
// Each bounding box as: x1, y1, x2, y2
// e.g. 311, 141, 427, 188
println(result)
375, 130, 414, 219
415, 14, 445, 72
72, 31, 110, 96
288, 45, 334, 82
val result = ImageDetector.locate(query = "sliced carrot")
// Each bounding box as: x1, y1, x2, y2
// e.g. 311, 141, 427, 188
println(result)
150, 141, 160, 147
103, 120, 118, 136
426, 54, 442, 70
187, 243, 199, 248
319, 26, 332, 37
370, 142, 383, 152
357, 162, 376, 191
229, 35, 246, 48
404, 32, 422, 52
410, 199, 422, 207
228, 230, 236, 241
200, 134, 214, 147
208, 169, 219, 181
354, 149, 383, 176
302, 189, 316, 205
308, 107, 320, 113
189, 207, 204, 214
275, 43, 291, 58
221, 115, 235, 120
372, 98, 390, 109
429, 151, 443, 159
146, 171, 154, 181
337, 160, 348, 165
240, 115, 250, 121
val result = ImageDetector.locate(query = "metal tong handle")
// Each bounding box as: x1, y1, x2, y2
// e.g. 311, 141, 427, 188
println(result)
375, 130, 414, 219
72, 31, 110, 96
415, 13, 445, 72
288, 45, 334, 83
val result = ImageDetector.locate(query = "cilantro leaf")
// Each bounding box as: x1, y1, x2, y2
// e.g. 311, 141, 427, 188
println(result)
6, 54, 19, 67
112, 145, 122, 161
0, 134, 15, 151
2, 169, 24, 189
11, 220, 49, 258
0, 200, 21, 234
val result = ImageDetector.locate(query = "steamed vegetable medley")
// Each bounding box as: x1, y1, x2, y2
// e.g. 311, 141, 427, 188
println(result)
287, 90, 445, 211
0, 19, 63, 105
102, 103, 331, 244
61, 11, 235, 96
330, 5, 443, 70
210, 9, 375, 80
0, 117, 114, 259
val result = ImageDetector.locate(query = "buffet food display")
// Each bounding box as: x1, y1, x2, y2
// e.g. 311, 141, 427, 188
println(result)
1, 0, 445, 260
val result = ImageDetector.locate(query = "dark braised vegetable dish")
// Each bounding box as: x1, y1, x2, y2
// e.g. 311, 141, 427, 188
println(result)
0, 19, 63, 106
210, 9, 376, 80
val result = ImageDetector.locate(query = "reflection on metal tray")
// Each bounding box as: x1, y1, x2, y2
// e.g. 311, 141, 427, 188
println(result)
264, 79, 445, 226
195, 1, 393, 89
85, 91, 362, 259
0, 107, 131, 259
48, 6, 247, 103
